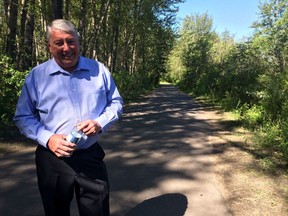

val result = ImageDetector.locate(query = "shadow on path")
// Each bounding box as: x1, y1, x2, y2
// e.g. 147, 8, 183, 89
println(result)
100, 84, 231, 216
0, 148, 42, 216
125, 193, 188, 216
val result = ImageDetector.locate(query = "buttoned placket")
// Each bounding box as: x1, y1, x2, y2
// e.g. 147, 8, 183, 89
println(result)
70, 73, 82, 122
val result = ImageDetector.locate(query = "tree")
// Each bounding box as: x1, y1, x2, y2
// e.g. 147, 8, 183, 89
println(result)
251, 0, 288, 120
0, 0, 184, 126
167, 13, 216, 90
52, 0, 63, 19
4, 0, 18, 62
18, 0, 36, 70
252, 0, 288, 73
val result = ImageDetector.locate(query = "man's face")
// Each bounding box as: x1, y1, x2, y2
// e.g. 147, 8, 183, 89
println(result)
48, 29, 80, 72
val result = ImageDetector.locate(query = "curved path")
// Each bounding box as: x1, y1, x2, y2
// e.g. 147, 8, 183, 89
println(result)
0, 84, 231, 216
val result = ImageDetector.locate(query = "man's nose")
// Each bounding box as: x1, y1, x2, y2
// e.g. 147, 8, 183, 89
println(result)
63, 42, 69, 51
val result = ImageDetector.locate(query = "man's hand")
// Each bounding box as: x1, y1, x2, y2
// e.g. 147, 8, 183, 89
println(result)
77, 120, 102, 136
47, 134, 77, 157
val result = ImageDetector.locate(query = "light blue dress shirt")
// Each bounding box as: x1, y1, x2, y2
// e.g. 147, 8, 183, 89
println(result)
13, 56, 123, 149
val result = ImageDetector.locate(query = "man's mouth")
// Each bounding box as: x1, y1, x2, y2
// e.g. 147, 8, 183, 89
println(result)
63, 52, 73, 58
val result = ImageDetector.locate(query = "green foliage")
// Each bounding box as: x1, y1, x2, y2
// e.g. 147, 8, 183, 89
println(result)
259, 157, 277, 172
113, 70, 156, 102
254, 122, 281, 150
240, 104, 265, 128
220, 92, 241, 111
0, 56, 28, 126
166, 12, 216, 89
165, 0, 288, 162
280, 119, 288, 139
0, 0, 184, 130
218, 43, 263, 106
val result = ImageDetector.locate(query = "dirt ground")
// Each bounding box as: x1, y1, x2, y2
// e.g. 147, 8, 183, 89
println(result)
207, 110, 288, 216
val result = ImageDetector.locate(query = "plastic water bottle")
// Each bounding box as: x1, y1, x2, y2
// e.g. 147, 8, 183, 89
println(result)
66, 123, 82, 144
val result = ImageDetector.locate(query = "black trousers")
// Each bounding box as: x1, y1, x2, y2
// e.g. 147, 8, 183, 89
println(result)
35, 143, 110, 216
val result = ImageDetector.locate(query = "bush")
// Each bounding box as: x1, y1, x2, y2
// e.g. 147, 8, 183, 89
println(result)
220, 91, 241, 111
258, 123, 281, 147
113, 70, 156, 102
0, 56, 28, 126
240, 104, 265, 128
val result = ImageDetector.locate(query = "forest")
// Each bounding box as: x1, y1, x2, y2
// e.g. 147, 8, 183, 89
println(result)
1, 0, 184, 123
1, 0, 288, 161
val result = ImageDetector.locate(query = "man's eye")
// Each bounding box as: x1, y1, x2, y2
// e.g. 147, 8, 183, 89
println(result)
55, 42, 63, 46
67, 40, 76, 45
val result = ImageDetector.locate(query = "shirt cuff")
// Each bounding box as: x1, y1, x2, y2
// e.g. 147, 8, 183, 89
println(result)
95, 116, 109, 132
37, 130, 54, 148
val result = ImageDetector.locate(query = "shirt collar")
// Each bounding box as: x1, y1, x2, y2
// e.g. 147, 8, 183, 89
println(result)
49, 56, 89, 75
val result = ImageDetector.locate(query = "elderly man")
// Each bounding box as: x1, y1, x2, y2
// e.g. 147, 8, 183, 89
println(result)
14, 19, 123, 216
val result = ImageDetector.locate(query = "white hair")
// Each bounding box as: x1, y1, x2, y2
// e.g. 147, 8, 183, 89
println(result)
47, 19, 79, 42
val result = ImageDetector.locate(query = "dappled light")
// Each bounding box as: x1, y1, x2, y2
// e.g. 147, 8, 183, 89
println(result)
100, 84, 231, 216
1, 85, 287, 215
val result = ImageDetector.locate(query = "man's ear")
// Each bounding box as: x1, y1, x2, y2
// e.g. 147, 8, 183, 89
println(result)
47, 43, 51, 52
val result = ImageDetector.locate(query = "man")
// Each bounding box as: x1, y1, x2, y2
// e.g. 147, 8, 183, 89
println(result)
13, 19, 123, 216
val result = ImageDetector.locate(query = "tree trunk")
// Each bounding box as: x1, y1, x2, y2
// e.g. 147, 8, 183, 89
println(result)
5, 0, 19, 61
64, 0, 70, 20
18, 0, 30, 70
24, 0, 35, 68
52, 0, 63, 19
78, 0, 87, 56
110, 0, 121, 73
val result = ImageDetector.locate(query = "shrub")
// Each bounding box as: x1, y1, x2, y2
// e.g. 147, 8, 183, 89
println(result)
0, 56, 28, 126
241, 104, 265, 128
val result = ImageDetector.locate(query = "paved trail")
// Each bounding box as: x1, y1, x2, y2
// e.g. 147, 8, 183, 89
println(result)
0, 84, 232, 216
